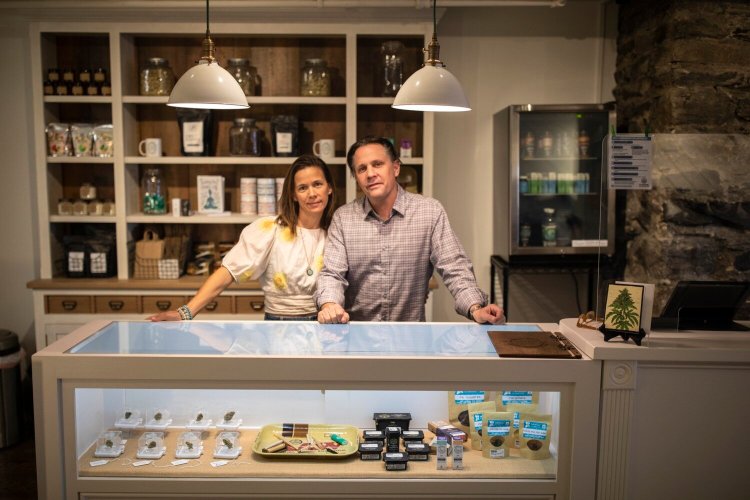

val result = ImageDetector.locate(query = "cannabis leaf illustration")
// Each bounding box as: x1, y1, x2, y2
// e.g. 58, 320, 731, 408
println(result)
605, 288, 640, 331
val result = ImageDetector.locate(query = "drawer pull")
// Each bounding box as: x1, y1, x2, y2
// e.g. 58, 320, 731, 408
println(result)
250, 300, 264, 312
62, 300, 78, 311
108, 300, 124, 311
205, 301, 218, 312
156, 301, 171, 311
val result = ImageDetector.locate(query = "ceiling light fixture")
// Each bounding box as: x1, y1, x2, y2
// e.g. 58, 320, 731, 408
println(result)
392, 0, 470, 112
167, 0, 249, 110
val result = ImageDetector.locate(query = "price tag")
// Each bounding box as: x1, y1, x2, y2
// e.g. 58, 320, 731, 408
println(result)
608, 135, 653, 190
132, 460, 152, 467
171, 459, 189, 466
211, 460, 228, 467
89, 460, 109, 467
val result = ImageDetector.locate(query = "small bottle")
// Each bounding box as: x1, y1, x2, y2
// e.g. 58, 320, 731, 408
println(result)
93, 67, 107, 84
399, 138, 413, 159
523, 131, 535, 158
519, 175, 529, 194
541, 130, 553, 157
47, 68, 60, 84
55, 80, 69, 96
548, 172, 557, 193
71, 80, 84, 96
78, 69, 91, 85
100, 81, 112, 96
542, 208, 557, 247
579, 130, 590, 158
62, 68, 75, 85
520, 224, 531, 247
86, 82, 100, 96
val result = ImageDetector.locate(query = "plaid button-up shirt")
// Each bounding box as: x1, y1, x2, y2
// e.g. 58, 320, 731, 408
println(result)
315, 186, 487, 321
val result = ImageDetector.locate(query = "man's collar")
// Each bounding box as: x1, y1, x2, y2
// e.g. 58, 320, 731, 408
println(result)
361, 185, 406, 220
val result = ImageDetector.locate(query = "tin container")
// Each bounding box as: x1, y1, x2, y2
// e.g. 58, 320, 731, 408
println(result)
374, 412, 411, 431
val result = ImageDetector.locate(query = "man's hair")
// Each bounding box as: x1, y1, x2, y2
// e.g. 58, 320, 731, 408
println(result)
276, 154, 336, 236
346, 136, 399, 174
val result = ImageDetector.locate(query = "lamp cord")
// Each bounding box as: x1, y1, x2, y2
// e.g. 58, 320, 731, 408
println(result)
433, 0, 437, 37
206, 0, 210, 33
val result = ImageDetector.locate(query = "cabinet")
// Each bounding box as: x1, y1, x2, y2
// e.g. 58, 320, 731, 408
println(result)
33, 320, 601, 499
493, 104, 615, 259
29, 21, 435, 347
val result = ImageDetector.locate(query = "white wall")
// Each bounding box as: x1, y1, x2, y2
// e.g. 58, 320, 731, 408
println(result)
431, 3, 617, 321
0, 14, 38, 352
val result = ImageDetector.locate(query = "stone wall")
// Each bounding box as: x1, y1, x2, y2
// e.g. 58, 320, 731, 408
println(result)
614, 0, 750, 317
615, 0, 750, 134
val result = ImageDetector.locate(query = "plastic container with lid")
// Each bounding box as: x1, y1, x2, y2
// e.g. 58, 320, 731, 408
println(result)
140, 57, 175, 96
300, 58, 331, 97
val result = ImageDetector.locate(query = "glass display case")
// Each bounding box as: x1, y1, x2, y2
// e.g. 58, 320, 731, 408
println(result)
33, 320, 601, 499
493, 104, 616, 259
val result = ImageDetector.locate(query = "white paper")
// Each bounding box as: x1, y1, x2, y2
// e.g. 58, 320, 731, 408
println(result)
183, 121, 204, 153
276, 132, 292, 153
171, 459, 189, 466
196, 175, 225, 214
89, 459, 109, 467
132, 460, 152, 467
608, 134, 653, 190
210, 460, 228, 467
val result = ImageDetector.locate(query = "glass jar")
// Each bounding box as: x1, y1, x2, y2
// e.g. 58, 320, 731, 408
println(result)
229, 118, 261, 157
226, 58, 258, 97
300, 59, 330, 97
57, 198, 73, 216
79, 69, 91, 84
94, 67, 107, 84
142, 168, 166, 214
80, 182, 97, 200
381, 40, 404, 97
139, 57, 175, 96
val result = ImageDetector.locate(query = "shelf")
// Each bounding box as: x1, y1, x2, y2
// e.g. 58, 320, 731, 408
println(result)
27, 277, 261, 290
123, 95, 347, 105
126, 213, 259, 224
124, 156, 347, 165
521, 157, 600, 161
521, 192, 598, 197
44, 96, 112, 104
47, 156, 114, 164
356, 97, 395, 105
50, 215, 117, 223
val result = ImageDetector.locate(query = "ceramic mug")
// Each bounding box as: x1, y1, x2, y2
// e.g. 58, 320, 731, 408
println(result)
313, 139, 335, 160
139, 138, 162, 157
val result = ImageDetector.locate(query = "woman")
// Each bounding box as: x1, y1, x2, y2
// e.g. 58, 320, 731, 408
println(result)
149, 154, 336, 322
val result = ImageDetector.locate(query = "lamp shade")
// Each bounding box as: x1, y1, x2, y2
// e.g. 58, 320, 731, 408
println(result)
392, 65, 470, 112
167, 60, 249, 110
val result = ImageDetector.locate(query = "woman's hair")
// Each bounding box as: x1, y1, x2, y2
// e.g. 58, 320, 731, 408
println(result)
276, 154, 336, 235
346, 136, 399, 174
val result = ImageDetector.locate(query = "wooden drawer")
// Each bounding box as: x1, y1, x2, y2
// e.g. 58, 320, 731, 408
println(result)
46, 295, 92, 314
94, 296, 140, 314
200, 296, 233, 314
142, 296, 186, 314
234, 296, 265, 314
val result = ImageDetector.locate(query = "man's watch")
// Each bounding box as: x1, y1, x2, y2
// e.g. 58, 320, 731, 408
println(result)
468, 303, 483, 321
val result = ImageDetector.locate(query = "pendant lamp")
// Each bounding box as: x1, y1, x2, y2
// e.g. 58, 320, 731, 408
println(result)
392, 0, 470, 112
167, 0, 249, 110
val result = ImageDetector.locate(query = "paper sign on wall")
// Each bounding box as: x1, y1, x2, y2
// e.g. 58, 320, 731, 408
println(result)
608, 135, 653, 190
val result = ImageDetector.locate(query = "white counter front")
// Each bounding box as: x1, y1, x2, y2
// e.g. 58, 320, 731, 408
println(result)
560, 318, 750, 500
33, 320, 601, 500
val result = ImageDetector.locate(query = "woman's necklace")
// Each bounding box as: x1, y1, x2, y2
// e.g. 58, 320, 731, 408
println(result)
298, 228, 321, 277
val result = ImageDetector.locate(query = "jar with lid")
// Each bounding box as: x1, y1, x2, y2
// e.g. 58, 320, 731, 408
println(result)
80, 182, 97, 200
94, 68, 107, 84
226, 58, 258, 96
381, 40, 404, 97
57, 198, 73, 216
142, 168, 166, 214
300, 59, 331, 97
140, 57, 175, 96
79, 69, 91, 84
229, 118, 261, 157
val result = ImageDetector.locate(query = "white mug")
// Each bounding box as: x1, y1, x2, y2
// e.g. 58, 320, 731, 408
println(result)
139, 138, 162, 157
313, 139, 335, 160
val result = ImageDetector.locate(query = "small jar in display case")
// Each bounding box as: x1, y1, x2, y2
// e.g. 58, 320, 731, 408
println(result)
229, 118, 261, 156
300, 58, 330, 97
57, 198, 73, 216
186, 409, 213, 430
137, 432, 167, 460
142, 168, 166, 214
72, 199, 88, 216
93, 430, 125, 458
114, 408, 142, 429
140, 57, 175, 96
214, 431, 242, 459
217, 409, 241, 430
102, 199, 116, 216
542, 207, 557, 247
380, 40, 404, 97
144, 409, 172, 430
175, 431, 203, 459
226, 58, 258, 96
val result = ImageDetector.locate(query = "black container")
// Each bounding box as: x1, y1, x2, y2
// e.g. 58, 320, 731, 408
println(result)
358, 442, 383, 461
362, 429, 385, 446
374, 412, 411, 431
385, 426, 401, 453
404, 442, 430, 461
270, 114, 299, 157
384, 451, 408, 471
401, 429, 424, 445
177, 109, 214, 156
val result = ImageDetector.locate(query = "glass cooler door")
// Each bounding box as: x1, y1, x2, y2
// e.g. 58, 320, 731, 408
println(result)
510, 104, 615, 256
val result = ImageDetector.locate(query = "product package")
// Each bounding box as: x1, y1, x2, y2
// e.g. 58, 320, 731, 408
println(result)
197, 175, 225, 214
481, 411, 513, 459
93, 124, 114, 157
495, 391, 539, 448
448, 390, 490, 433
519, 413, 553, 460
427, 420, 467, 445
70, 123, 94, 157
467, 400, 496, 450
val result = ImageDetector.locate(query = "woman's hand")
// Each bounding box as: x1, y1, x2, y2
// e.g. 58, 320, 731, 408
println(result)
148, 310, 182, 322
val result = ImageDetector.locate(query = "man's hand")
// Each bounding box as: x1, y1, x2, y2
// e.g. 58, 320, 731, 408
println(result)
318, 302, 350, 324
471, 304, 506, 325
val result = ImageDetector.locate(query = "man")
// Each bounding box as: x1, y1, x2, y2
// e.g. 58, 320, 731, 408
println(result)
315, 136, 504, 324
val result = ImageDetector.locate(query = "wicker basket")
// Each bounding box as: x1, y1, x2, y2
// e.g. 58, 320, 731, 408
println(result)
134, 235, 190, 279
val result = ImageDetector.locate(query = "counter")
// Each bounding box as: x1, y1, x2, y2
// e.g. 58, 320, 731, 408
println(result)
560, 318, 750, 500
33, 320, 601, 500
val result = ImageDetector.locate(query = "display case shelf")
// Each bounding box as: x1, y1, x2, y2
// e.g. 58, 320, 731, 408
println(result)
44, 96, 113, 104
49, 215, 117, 223
126, 213, 257, 224
47, 156, 114, 164
124, 156, 347, 165
122, 95, 347, 105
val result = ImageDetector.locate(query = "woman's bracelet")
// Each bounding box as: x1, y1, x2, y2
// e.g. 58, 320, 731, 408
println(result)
177, 304, 193, 321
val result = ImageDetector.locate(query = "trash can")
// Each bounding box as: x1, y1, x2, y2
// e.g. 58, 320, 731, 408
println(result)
0, 329, 21, 448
